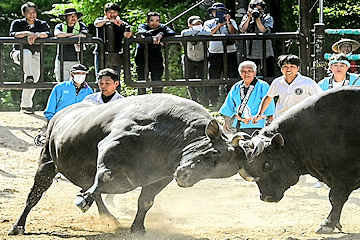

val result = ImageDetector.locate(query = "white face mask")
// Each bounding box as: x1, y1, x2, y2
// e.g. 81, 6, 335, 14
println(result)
192, 25, 202, 32
73, 74, 86, 84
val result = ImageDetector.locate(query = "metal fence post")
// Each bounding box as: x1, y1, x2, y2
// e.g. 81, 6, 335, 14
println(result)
313, 23, 326, 82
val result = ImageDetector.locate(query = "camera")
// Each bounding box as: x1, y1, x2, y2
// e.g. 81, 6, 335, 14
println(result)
252, 8, 261, 18
216, 10, 228, 23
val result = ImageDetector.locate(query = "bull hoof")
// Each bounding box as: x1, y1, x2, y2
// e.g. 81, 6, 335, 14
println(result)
130, 224, 146, 235
74, 193, 95, 213
316, 225, 334, 234
8, 225, 25, 235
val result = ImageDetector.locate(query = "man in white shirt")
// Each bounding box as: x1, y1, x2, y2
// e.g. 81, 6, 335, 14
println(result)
253, 54, 322, 121
84, 68, 123, 104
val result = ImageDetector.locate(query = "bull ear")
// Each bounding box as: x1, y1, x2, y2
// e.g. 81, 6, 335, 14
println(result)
271, 133, 284, 149
205, 119, 220, 140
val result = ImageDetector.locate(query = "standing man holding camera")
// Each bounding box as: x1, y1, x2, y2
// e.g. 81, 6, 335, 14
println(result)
203, 2, 239, 107
240, 0, 275, 77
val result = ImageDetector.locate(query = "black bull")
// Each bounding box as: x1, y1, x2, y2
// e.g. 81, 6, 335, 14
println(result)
8, 94, 251, 235
237, 87, 360, 234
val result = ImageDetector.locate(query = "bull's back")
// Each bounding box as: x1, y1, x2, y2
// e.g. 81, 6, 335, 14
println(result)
47, 94, 213, 188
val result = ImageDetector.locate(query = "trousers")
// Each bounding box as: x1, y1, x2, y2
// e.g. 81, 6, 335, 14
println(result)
11, 49, 40, 108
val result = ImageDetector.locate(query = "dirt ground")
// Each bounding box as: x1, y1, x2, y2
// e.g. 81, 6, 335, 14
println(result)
1, 112, 360, 240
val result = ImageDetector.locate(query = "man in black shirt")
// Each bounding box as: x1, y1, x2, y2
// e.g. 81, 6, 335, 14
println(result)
9, 1, 51, 114
135, 12, 175, 94
93, 3, 133, 78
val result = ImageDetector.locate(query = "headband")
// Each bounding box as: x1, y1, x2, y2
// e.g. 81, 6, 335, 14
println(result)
328, 60, 350, 67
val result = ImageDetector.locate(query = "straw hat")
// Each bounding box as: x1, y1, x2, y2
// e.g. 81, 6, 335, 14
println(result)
332, 38, 360, 53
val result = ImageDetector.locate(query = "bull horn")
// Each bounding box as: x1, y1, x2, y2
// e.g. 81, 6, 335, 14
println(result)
250, 137, 265, 158
231, 132, 251, 146
238, 168, 259, 182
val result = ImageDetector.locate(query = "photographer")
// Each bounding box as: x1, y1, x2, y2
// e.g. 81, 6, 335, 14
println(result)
240, 0, 274, 77
203, 2, 239, 107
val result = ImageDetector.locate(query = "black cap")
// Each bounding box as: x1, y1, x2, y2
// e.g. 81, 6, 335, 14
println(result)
59, 8, 83, 19
208, 3, 229, 12
70, 64, 88, 74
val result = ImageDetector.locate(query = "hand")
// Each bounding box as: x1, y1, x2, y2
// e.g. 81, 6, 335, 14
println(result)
109, 18, 122, 26
27, 32, 39, 45
252, 114, 266, 124
223, 123, 231, 133
247, 10, 252, 18
124, 31, 132, 38
153, 33, 163, 44
224, 14, 231, 24
236, 115, 251, 125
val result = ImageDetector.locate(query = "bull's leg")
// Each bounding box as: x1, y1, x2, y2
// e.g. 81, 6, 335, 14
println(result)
130, 178, 172, 234
8, 160, 56, 235
316, 187, 352, 234
74, 166, 111, 212
94, 194, 118, 223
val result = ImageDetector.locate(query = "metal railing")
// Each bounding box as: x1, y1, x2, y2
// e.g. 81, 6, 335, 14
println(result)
0, 32, 306, 90
0, 37, 104, 89
123, 31, 307, 88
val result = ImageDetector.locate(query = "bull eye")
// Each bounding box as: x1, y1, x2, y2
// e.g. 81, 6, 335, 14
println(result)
263, 162, 271, 171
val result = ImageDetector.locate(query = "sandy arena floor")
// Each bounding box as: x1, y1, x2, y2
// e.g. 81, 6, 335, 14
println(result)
0, 112, 359, 240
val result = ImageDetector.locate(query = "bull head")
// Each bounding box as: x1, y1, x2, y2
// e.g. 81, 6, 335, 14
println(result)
231, 132, 259, 182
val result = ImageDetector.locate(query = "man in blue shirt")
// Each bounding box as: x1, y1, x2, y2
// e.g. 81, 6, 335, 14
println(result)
54, 8, 89, 82
9, 2, 51, 114
219, 61, 275, 134
44, 64, 93, 121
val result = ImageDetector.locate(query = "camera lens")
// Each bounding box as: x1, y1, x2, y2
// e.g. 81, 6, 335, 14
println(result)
252, 8, 260, 18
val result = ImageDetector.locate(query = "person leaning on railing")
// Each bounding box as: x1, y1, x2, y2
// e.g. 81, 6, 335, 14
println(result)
9, 1, 52, 114
135, 11, 175, 94
93, 2, 133, 78
54, 8, 89, 82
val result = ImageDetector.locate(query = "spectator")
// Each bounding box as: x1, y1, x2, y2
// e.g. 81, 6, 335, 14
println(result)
94, 2, 133, 77
253, 54, 322, 122
219, 61, 275, 135
54, 8, 89, 82
240, 0, 274, 77
84, 68, 123, 103
44, 64, 93, 121
331, 38, 360, 73
203, 2, 239, 107
319, 53, 360, 91
135, 12, 175, 94
181, 16, 211, 103
9, 2, 51, 114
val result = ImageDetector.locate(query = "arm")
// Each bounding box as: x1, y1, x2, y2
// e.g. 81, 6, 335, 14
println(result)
223, 116, 232, 132
94, 16, 122, 27
225, 15, 237, 34
253, 95, 274, 123
240, 11, 252, 33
